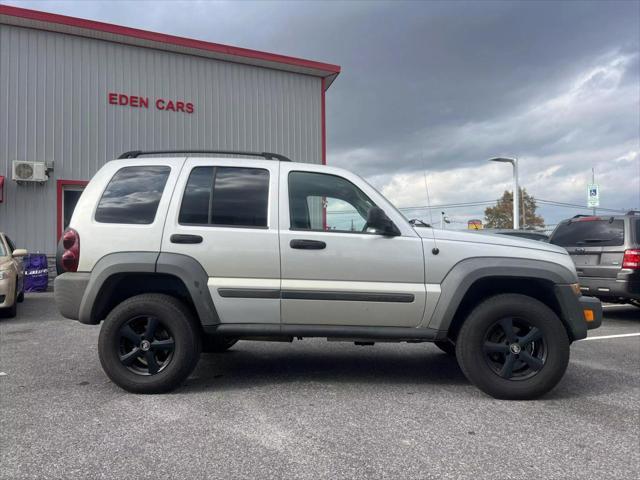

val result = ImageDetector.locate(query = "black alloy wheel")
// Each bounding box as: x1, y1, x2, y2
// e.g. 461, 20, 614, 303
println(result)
455, 293, 570, 400
482, 317, 546, 380
98, 294, 201, 394
118, 316, 175, 375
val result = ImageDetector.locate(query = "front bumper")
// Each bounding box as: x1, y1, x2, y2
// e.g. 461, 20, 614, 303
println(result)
554, 284, 602, 341
577, 273, 640, 302
0, 275, 15, 308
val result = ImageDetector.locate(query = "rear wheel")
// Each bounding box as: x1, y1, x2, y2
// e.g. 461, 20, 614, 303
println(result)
98, 294, 201, 393
456, 294, 569, 400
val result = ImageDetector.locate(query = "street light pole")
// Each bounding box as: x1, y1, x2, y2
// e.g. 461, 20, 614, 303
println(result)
489, 157, 520, 230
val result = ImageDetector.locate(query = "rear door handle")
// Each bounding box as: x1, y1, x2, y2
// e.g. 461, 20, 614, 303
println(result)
170, 234, 203, 244
290, 239, 326, 250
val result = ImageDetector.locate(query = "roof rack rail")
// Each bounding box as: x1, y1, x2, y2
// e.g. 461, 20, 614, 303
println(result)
118, 150, 292, 161
571, 214, 593, 219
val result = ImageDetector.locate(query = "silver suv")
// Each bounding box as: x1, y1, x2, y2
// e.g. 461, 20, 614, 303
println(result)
54, 150, 602, 399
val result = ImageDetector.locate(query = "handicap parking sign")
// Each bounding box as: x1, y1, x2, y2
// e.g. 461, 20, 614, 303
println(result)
587, 184, 600, 208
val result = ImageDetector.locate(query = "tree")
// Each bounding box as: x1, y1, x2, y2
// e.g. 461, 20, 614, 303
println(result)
484, 188, 545, 229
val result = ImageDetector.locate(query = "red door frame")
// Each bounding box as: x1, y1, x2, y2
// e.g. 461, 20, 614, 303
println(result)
56, 179, 88, 240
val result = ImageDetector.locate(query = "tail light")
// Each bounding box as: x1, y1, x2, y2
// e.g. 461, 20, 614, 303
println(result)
622, 249, 640, 269
61, 228, 80, 272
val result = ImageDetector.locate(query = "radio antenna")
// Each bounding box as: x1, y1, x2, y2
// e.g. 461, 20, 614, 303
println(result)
421, 161, 439, 254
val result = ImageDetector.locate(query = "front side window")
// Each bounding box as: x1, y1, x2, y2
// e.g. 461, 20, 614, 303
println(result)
288, 171, 376, 232
179, 167, 269, 227
4, 235, 16, 253
95, 166, 170, 224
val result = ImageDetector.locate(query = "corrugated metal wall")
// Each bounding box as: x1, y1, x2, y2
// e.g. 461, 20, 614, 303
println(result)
0, 24, 322, 253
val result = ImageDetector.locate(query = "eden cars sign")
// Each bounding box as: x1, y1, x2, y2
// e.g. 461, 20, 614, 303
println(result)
108, 92, 194, 114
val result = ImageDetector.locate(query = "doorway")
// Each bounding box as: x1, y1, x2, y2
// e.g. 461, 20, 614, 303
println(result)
56, 180, 88, 239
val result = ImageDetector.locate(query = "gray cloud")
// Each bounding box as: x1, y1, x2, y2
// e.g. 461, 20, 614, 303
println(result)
7, 0, 640, 224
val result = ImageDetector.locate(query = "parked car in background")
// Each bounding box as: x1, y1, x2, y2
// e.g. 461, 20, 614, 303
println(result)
473, 229, 549, 242
549, 212, 640, 307
0, 232, 27, 317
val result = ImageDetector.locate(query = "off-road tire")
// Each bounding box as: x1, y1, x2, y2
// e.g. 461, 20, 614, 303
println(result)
98, 294, 201, 394
456, 294, 569, 400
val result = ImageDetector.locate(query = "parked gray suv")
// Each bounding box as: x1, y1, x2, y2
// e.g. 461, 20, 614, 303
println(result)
54, 150, 602, 399
549, 212, 640, 307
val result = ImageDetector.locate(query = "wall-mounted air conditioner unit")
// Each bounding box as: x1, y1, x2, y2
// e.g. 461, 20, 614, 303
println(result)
12, 161, 48, 182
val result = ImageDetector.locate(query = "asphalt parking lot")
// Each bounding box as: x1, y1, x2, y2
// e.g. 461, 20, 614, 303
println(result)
1, 293, 639, 480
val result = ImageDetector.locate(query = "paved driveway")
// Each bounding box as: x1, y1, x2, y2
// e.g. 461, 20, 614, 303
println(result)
1, 294, 639, 479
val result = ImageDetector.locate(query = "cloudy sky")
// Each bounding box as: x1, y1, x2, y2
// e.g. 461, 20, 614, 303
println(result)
8, 0, 639, 227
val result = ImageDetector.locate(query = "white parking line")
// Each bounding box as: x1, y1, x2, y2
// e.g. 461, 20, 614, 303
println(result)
582, 333, 640, 341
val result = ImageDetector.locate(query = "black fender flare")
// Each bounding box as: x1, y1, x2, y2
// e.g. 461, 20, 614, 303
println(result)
425, 257, 584, 339
77, 252, 219, 325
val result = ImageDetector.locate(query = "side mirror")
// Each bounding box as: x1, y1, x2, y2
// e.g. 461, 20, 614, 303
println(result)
12, 248, 27, 258
366, 207, 401, 236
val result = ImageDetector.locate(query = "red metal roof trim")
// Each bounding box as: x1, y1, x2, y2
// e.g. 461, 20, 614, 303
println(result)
0, 4, 341, 78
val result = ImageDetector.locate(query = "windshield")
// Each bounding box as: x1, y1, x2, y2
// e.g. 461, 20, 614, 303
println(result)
550, 219, 625, 247
0, 238, 5, 256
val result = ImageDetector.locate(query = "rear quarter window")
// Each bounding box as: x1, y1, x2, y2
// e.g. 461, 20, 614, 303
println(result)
550, 219, 625, 247
95, 166, 170, 224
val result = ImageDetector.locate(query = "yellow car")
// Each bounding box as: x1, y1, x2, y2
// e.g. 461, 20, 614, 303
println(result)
0, 233, 27, 318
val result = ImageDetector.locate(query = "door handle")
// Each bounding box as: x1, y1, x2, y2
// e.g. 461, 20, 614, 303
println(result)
290, 239, 326, 250
170, 234, 203, 244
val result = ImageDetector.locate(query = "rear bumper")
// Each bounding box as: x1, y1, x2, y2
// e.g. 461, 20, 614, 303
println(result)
554, 285, 602, 341
54, 272, 90, 321
577, 272, 640, 301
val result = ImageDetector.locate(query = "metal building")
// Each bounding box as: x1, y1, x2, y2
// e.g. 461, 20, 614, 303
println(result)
0, 5, 340, 255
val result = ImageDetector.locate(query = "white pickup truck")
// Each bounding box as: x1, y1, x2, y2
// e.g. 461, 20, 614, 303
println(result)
54, 150, 602, 399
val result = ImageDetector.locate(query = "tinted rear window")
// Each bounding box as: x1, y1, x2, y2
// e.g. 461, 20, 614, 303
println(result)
95, 166, 170, 224
550, 219, 625, 247
178, 166, 269, 227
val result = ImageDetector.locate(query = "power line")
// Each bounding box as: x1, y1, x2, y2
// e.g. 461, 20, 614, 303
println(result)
536, 199, 628, 213
327, 198, 630, 215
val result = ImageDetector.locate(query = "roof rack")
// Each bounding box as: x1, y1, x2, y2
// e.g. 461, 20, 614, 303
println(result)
118, 150, 292, 161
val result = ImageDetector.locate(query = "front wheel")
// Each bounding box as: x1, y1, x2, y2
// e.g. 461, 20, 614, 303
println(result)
456, 294, 569, 400
98, 294, 201, 394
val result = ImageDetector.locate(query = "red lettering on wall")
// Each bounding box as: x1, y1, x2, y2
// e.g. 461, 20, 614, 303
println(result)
109, 92, 193, 113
